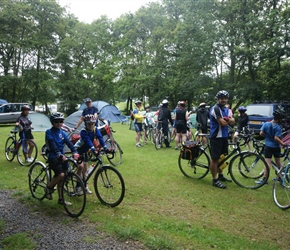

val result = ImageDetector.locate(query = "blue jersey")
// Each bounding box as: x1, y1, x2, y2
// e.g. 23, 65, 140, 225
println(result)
260, 122, 282, 148
82, 106, 98, 117
210, 104, 229, 139
46, 127, 76, 158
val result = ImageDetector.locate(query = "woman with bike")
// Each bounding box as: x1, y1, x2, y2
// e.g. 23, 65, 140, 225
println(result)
174, 101, 189, 150
45, 112, 80, 205
15, 105, 35, 163
74, 114, 109, 195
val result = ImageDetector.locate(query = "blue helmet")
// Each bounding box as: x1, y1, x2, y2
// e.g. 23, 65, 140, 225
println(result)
238, 106, 247, 112
216, 90, 229, 99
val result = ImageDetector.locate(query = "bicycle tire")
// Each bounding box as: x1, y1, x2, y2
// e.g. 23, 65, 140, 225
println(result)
17, 140, 38, 166
272, 166, 290, 209
155, 133, 162, 150
28, 161, 49, 201
67, 158, 78, 173
41, 144, 48, 160
150, 128, 157, 145
62, 172, 86, 218
5, 136, 16, 162
178, 147, 210, 179
94, 165, 125, 207
106, 139, 123, 166
229, 152, 269, 189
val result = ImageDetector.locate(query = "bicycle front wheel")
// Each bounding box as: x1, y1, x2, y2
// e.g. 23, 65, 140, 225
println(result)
106, 139, 123, 166
5, 136, 16, 162
155, 133, 162, 150
272, 167, 290, 209
62, 172, 86, 218
28, 161, 49, 201
178, 148, 210, 179
229, 152, 269, 189
94, 165, 125, 207
17, 140, 38, 166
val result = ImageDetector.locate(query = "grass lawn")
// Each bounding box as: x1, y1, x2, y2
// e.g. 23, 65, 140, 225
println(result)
0, 123, 289, 249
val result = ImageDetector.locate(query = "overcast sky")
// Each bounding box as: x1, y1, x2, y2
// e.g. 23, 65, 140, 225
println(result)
58, 0, 159, 23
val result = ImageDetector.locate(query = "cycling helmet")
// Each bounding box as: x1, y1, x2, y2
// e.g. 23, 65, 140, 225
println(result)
162, 99, 168, 104
84, 97, 92, 103
216, 90, 229, 99
273, 109, 286, 119
145, 105, 150, 109
199, 102, 206, 108
179, 101, 186, 107
84, 114, 96, 123
21, 105, 31, 111
238, 106, 247, 112
50, 112, 64, 122
135, 100, 142, 105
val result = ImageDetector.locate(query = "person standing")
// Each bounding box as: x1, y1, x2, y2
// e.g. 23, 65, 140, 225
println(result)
75, 98, 98, 130
174, 101, 189, 150
209, 90, 235, 189
196, 102, 210, 146
16, 105, 35, 163
133, 100, 145, 147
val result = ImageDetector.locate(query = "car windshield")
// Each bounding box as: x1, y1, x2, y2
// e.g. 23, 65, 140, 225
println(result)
246, 105, 273, 116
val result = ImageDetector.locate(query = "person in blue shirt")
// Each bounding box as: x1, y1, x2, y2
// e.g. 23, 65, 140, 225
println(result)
209, 90, 235, 189
75, 97, 98, 130
256, 109, 286, 184
74, 114, 109, 194
45, 112, 79, 205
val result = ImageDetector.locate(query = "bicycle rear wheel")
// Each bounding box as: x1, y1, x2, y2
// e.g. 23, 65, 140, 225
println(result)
272, 166, 290, 209
17, 140, 38, 166
106, 139, 123, 166
28, 161, 49, 201
94, 165, 125, 207
155, 133, 162, 150
150, 128, 157, 145
62, 172, 86, 218
229, 152, 269, 189
178, 147, 210, 179
5, 136, 16, 162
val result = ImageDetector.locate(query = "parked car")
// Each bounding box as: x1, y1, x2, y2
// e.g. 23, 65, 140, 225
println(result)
0, 103, 34, 124
247, 102, 290, 134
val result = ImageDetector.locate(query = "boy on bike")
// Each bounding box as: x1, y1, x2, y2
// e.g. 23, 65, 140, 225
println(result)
45, 112, 79, 205
74, 114, 109, 195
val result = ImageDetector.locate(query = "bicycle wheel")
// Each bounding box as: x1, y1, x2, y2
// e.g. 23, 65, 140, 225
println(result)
67, 158, 78, 173
5, 136, 16, 162
28, 161, 49, 200
178, 147, 210, 179
155, 133, 162, 150
106, 139, 123, 166
150, 128, 157, 145
17, 140, 38, 166
62, 172, 86, 218
94, 165, 125, 207
229, 152, 269, 189
273, 166, 290, 209
41, 144, 48, 160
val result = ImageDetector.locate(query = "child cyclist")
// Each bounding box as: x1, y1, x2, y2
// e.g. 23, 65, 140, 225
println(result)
74, 114, 110, 195
45, 112, 80, 205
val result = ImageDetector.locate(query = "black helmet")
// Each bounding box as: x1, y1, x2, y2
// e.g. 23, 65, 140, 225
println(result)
84, 114, 96, 123
179, 101, 186, 107
273, 109, 286, 119
216, 90, 229, 99
50, 112, 64, 122
238, 106, 247, 112
21, 105, 31, 112
84, 97, 92, 103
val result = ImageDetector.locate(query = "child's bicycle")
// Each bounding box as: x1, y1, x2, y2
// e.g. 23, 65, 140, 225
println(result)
5, 127, 38, 166
28, 156, 86, 218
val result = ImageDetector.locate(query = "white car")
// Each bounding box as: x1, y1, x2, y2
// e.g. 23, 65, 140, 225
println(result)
0, 103, 34, 124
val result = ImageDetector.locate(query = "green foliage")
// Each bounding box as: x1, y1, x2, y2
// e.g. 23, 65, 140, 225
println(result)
0, 232, 36, 250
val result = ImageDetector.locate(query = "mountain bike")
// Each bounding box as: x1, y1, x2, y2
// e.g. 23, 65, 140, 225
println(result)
178, 136, 269, 189
5, 127, 38, 166
28, 157, 86, 218
155, 122, 171, 150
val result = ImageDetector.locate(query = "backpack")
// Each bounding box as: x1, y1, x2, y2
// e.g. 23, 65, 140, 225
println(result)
71, 133, 81, 144
158, 108, 164, 121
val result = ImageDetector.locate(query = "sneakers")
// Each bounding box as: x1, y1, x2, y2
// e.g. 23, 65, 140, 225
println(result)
75, 186, 84, 196
86, 187, 92, 194
212, 180, 227, 189
255, 178, 268, 185
58, 199, 72, 206
219, 175, 232, 182
45, 186, 54, 200
136, 143, 142, 148
175, 147, 179, 150
25, 157, 33, 163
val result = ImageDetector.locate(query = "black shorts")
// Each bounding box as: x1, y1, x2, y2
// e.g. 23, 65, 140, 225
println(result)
176, 124, 187, 134
48, 158, 69, 177
210, 138, 228, 160
264, 146, 281, 158
134, 123, 143, 132
20, 130, 34, 140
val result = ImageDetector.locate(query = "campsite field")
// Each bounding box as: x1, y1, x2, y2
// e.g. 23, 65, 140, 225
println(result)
0, 123, 289, 249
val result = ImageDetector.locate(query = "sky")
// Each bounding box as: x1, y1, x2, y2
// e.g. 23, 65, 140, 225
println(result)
58, 0, 159, 23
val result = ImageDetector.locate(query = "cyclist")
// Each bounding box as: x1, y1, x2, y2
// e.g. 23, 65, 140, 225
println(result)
209, 90, 235, 189
74, 114, 109, 194
143, 106, 155, 144
196, 102, 210, 146
15, 105, 35, 163
256, 109, 286, 184
75, 97, 98, 130
157, 99, 173, 148
132, 100, 145, 147
174, 101, 189, 150
45, 112, 79, 205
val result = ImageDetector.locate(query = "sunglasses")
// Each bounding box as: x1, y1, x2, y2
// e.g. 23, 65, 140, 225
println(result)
53, 121, 64, 124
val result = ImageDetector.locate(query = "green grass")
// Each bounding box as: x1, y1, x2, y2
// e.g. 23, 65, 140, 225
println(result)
0, 124, 289, 249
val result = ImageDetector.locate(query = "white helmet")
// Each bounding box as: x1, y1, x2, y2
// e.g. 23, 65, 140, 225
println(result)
162, 99, 168, 104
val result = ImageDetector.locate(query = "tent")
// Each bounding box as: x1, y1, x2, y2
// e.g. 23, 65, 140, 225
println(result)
29, 112, 51, 132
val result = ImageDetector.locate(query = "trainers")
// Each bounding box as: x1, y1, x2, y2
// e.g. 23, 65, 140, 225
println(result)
45, 186, 53, 200
212, 180, 227, 189
255, 178, 268, 185
58, 199, 72, 206
136, 144, 142, 148
219, 175, 232, 182
86, 187, 93, 194
75, 186, 84, 196
25, 158, 33, 163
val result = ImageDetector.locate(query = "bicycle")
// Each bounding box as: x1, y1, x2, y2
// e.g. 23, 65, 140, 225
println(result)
5, 127, 38, 166
28, 157, 86, 218
155, 122, 171, 150
178, 136, 269, 189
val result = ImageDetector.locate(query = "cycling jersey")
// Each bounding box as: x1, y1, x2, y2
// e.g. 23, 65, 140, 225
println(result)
210, 104, 229, 139
133, 108, 143, 124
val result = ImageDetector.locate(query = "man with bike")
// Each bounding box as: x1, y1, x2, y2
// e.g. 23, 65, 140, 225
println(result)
196, 102, 210, 146
209, 90, 235, 189
75, 97, 98, 130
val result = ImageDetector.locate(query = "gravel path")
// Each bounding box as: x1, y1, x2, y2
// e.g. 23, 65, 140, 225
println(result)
0, 190, 145, 249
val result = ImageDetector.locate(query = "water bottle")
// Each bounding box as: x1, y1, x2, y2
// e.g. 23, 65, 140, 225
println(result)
218, 154, 228, 170
87, 164, 95, 176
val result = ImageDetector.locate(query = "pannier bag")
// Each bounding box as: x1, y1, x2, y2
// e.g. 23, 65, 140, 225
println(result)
180, 141, 199, 160
71, 134, 81, 144
98, 124, 111, 137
